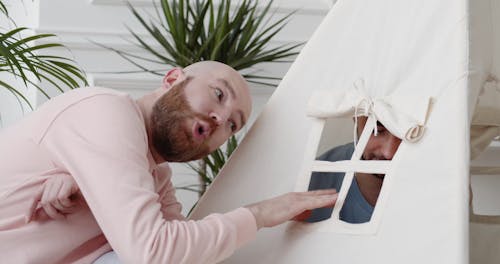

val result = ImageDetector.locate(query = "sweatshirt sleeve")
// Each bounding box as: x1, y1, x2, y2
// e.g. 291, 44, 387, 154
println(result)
153, 166, 186, 221
40, 94, 257, 264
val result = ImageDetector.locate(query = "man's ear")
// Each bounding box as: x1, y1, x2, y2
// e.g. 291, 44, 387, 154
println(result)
162, 68, 186, 90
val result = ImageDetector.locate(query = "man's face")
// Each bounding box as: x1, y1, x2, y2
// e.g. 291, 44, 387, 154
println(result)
180, 71, 251, 152
357, 116, 402, 177
151, 78, 213, 162
151, 66, 251, 162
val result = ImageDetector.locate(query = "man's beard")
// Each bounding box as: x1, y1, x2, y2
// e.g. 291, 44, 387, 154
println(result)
150, 77, 217, 162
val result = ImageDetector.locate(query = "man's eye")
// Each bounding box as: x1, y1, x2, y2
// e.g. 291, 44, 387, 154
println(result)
214, 88, 223, 101
229, 121, 237, 132
376, 126, 386, 133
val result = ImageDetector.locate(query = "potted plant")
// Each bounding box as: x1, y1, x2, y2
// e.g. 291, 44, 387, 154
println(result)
0, 1, 87, 112
100, 0, 300, 198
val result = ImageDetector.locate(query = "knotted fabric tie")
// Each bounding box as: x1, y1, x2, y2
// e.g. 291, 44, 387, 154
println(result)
353, 97, 378, 146
307, 79, 432, 143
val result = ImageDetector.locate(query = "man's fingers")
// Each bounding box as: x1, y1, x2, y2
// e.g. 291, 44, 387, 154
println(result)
28, 175, 79, 222
25, 188, 44, 223
58, 179, 76, 208
41, 177, 62, 205
42, 203, 65, 220
41, 178, 66, 220
289, 194, 336, 223
247, 191, 338, 229
300, 189, 337, 196
300, 193, 338, 212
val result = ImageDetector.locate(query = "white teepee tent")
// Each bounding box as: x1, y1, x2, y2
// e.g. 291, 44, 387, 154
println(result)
190, 0, 500, 263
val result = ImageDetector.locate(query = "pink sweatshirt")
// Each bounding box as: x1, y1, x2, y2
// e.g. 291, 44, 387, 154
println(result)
0, 87, 257, 264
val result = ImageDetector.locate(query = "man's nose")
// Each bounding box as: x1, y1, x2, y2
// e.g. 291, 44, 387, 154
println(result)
209, 111, 229, 126
379, 136, 402, 160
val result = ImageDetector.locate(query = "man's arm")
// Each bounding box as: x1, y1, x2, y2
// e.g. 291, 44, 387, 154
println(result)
40, 94, 337, 263
40, 94, 255, 263
153, 165, 186, 221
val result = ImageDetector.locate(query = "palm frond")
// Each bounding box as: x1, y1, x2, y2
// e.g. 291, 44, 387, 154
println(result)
103, 0, 299, 82
0, 1, 8, 16
0, 26, 87, 109
101, 0, 299, 197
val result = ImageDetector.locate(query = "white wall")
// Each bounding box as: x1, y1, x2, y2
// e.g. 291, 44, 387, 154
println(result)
1, 0, 332, 214
3, 0, 500, 219
0, 0, 39, 126
471, 140, 500, 215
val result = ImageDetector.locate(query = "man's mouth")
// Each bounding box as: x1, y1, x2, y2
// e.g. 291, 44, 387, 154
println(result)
192, 120, 212, 143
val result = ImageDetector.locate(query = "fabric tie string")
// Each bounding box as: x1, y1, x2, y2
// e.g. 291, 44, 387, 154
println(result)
353, 97, 378, 146
307, 79, 432, 143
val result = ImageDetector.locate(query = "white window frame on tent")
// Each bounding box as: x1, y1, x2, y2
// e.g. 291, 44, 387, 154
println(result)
291, 115, 400, 235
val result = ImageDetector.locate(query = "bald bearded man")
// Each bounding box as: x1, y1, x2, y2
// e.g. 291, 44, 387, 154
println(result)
0, 61, 337, 264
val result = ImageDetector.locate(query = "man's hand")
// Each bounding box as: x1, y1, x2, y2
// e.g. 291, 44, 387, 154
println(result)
26, 173, 82, 222
245, 189, 337, 229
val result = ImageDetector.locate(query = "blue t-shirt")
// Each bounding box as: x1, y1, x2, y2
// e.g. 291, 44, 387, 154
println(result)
307, 143, 374, 224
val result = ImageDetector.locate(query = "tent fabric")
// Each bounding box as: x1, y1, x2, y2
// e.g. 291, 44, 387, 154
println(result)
307, 80, 433, 143
189, 0, 499, 263
302, 115, 392, 235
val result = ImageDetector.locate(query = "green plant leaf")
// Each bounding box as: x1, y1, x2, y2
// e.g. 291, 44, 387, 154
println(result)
0, 1, 8, 16
0, 79, 32, 108
99, 0, 300, 196
0, 15, 87, 110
